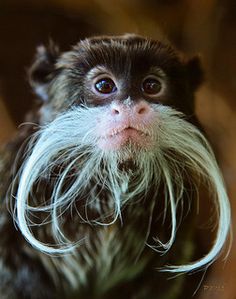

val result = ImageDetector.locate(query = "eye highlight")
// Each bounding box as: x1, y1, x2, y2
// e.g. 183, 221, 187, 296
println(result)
142, 77, 162, 96
95, 78, 117, 94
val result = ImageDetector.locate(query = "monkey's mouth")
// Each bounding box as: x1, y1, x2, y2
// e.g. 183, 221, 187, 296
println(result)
98, 126, 152, 150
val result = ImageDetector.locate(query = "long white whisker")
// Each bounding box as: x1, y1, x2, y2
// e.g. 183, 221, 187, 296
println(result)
12, 104, 231, 272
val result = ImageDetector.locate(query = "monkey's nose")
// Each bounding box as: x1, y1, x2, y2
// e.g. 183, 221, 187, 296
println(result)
111, 101, 151, 117
133, 102, 150, 115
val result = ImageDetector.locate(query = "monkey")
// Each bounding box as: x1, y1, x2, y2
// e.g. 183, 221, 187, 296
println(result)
0, 34, 231, 299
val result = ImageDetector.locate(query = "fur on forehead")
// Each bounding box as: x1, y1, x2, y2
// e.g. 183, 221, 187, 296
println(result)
57, 34, 182, 72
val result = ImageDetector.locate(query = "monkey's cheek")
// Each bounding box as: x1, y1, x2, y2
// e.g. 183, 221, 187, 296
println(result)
97, 128, 153, 151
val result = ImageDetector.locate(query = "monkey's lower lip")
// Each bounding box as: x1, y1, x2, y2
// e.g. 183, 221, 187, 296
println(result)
98, 127, 152, 150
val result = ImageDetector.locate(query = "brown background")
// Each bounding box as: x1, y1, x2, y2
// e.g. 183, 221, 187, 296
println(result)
0, 0, 235, 298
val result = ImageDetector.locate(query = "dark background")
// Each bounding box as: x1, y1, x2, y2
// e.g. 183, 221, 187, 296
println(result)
0, 1, 235, 298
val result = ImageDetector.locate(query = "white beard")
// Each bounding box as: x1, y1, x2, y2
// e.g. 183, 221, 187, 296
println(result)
12, 104, 231, 274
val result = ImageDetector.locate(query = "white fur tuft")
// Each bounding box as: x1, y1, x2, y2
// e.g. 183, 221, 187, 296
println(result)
13, 104, 231, 273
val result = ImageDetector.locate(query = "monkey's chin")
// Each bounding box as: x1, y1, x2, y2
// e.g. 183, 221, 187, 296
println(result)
98, 128, 153, 151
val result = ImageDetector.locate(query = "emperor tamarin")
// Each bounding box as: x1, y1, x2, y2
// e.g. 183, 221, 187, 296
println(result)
0, 34, 231, 299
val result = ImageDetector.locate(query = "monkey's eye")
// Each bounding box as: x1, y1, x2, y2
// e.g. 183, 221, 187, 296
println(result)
95, 78, 117, 94
142, 77, 162, 96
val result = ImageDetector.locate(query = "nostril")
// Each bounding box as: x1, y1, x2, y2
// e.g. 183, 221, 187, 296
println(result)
112, 108, 120, 115
138, 107, 147, 115
136, 103, 150, 115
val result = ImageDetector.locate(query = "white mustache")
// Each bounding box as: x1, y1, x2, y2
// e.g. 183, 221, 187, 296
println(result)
12, 104, 231, 274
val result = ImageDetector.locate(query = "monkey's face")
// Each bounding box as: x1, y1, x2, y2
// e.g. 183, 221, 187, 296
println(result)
83, 65, 162, 151
77, 41, 171, 152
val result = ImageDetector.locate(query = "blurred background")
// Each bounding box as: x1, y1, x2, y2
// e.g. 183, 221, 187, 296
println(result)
0, 0, 235, 298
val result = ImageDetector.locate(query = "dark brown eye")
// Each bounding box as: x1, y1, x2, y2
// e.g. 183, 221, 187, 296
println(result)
142, 77, 162, 95
95, 78, 117, 94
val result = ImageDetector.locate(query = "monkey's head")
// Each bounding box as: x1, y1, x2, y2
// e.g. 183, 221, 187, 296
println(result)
14, 35, 230, 274
30, 34, 203, 152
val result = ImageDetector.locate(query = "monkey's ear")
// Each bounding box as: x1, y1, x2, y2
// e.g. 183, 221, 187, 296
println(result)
29, 41, 60, 101
185, 55, 204, 92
